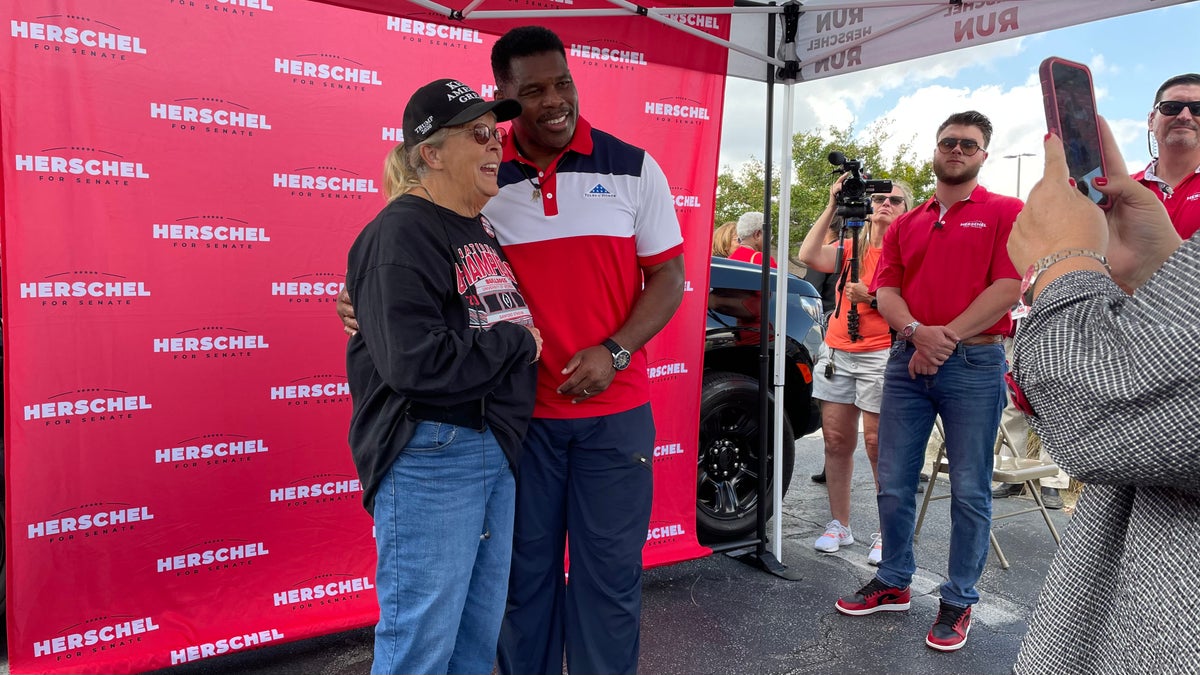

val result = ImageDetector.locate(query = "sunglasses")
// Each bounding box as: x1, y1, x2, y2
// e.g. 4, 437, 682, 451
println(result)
871, 195, 906, 206
937, 137, 984, 155
449, 124, 507, 146
1155, 100, 1200, 116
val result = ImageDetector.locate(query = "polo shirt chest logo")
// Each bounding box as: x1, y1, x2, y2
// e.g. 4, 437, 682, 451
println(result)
585, 183, 617, 198
958, 220, 988, 229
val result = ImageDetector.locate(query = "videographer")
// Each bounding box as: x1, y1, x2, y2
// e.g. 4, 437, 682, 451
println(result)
799, 169, 911, 567
834, 111, 1022, 654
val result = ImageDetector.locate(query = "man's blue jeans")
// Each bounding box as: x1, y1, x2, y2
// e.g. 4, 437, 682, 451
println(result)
372, 421, 515, 675
874, 340, 1006, 607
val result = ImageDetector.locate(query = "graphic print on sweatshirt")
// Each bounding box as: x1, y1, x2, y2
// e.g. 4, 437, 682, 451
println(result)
454, 219, 532, 329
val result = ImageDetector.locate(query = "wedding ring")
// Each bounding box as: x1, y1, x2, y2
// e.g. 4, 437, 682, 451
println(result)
583, 389, 591, 395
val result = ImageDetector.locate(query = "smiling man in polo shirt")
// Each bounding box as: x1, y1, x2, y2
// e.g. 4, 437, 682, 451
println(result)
1133, 73, 1200, 239
833, 110, 1022, 653
485, 26, 685, 675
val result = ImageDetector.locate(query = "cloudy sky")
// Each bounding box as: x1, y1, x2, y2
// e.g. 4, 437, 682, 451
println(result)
717, 2, 1200, 201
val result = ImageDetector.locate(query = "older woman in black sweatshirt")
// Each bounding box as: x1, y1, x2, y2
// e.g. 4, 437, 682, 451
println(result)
345, 79, 539, 675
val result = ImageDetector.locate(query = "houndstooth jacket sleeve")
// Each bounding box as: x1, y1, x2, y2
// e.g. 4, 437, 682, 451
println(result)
1011, 236, 1200, 490
1011, 235, 1200, 675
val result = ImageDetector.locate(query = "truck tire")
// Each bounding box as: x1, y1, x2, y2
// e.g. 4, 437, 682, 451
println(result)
696, 371, 795, 543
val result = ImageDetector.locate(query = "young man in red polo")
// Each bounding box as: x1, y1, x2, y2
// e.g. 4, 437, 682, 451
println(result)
834, 110, 1022, 653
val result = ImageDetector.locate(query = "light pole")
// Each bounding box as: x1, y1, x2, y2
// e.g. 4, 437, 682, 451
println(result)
1004, 152, 1036, 197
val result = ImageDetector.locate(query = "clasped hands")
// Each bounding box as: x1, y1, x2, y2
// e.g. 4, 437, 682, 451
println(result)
556, 345, 615, 404
908, 325, 959, 379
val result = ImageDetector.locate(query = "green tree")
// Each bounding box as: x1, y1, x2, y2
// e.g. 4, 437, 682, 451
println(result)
714, 159, 777, 227
716, 120, 934, 254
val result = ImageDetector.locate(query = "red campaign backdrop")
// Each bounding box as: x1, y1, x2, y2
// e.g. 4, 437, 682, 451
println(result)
0, 0, 729, 672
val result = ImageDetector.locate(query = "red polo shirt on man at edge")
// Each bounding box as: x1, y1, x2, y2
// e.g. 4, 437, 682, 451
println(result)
1133, 165, 1200, 239
870, 185, 1022, 336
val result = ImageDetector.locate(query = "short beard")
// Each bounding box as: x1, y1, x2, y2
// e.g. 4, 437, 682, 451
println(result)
934, 162, 981, 186
1159, 125, 1200, 152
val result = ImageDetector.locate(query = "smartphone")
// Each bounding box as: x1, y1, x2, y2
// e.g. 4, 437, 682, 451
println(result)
1039, 57, 1109, 208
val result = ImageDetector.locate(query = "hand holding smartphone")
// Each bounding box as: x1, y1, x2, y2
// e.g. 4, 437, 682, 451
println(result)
1039, 56, 1110, 209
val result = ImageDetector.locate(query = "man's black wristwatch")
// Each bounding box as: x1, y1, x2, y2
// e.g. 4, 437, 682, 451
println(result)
603, 338, 632, 371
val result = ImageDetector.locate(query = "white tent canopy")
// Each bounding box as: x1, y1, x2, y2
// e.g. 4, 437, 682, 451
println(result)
725, 0, 1194, 82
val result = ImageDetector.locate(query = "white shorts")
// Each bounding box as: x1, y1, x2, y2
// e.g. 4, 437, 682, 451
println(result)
811, 343, 889, 413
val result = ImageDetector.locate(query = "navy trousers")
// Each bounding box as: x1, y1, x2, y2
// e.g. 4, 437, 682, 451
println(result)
497, 403, 655, 675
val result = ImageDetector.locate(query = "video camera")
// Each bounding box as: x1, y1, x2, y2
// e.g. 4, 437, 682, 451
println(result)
828, 151, 892, 227
827, 152, 891, 343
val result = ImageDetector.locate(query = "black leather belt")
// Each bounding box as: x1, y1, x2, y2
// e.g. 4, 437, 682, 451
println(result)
407, 400, 486, 431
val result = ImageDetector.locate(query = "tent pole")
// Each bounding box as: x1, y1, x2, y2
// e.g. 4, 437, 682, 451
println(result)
730, 1, 801, 581
603, 0, 786, 68
771, 80, 795, 564
754, 8, 774, 566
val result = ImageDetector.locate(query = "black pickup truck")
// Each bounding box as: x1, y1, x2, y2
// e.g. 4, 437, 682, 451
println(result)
697, 256, 824, 544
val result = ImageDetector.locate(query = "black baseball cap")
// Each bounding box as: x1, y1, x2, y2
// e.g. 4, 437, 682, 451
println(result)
402, 78, 521, 146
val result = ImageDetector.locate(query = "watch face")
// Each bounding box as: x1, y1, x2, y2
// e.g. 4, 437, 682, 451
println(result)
613, 350, 631, 371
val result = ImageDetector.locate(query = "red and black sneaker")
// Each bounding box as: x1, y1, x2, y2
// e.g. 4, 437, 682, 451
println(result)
834, 577, 912, 616
926, 600, 972, 651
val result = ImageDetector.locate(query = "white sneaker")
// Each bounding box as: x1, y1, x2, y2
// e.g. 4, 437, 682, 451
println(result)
814, 519, 854, 552
868, 533, 883, 566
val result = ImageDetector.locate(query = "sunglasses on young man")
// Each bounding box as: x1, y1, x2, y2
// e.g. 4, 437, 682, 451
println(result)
936, 137, 984, 156
1155, 100, 1200, 116
870, 195, 906, 206
450, 124, 507, 145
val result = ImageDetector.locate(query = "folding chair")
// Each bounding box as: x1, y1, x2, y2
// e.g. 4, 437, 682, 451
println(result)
914, 418, 1063, 569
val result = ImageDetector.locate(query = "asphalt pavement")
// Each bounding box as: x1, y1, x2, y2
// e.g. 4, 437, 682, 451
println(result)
2, 433, 1070, 675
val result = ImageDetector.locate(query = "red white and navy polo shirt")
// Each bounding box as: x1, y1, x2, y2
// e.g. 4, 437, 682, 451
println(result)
484, 117, 684, 419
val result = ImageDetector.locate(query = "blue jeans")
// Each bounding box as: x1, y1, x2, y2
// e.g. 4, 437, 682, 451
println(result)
874, 341, 1006, 607
372, 421, 515, 675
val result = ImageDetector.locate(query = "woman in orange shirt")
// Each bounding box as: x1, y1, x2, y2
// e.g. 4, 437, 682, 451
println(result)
799, 176, 912, 565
